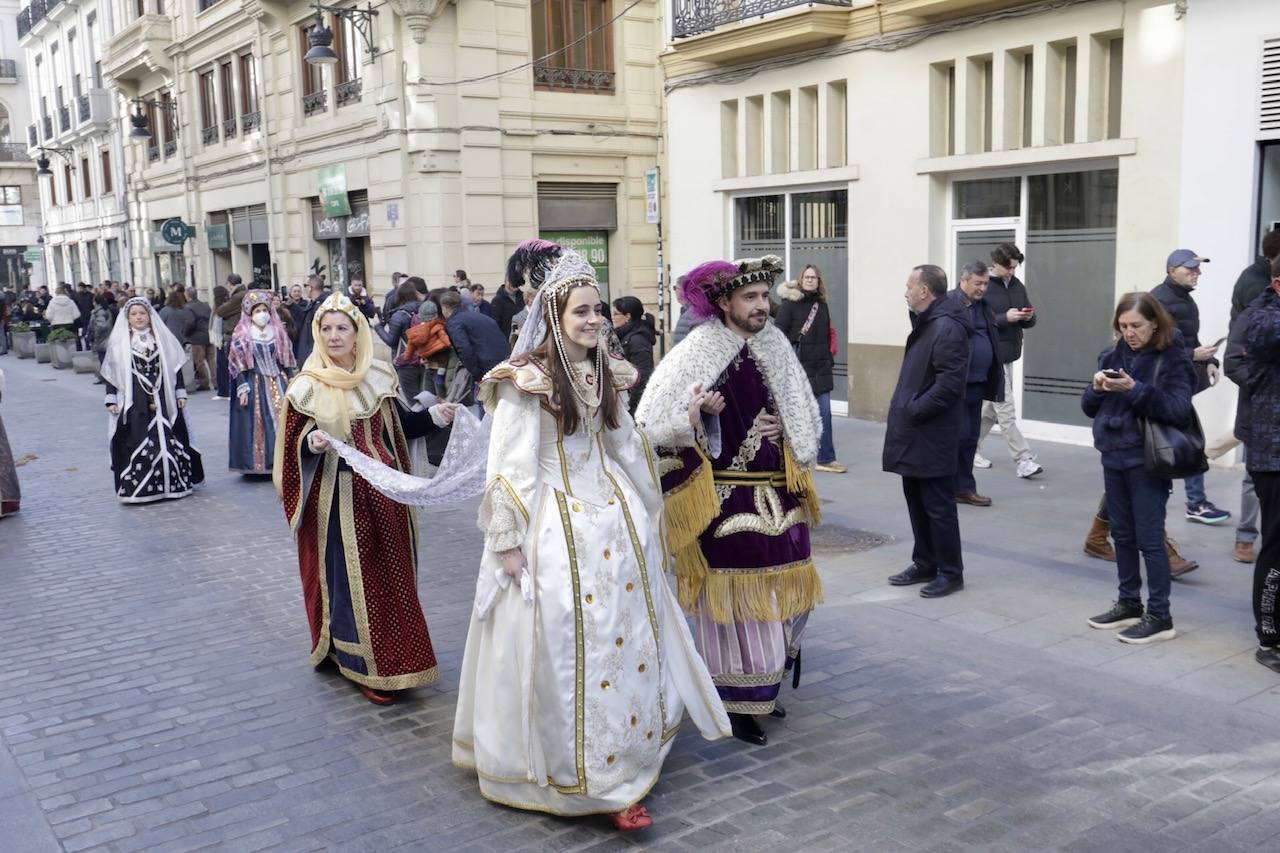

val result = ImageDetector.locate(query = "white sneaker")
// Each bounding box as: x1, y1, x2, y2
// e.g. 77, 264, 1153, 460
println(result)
973, 453, 992, 469
1016, 457, 1044, 479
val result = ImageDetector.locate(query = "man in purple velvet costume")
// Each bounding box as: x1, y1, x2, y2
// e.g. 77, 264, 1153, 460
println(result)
636, 256, 824, 746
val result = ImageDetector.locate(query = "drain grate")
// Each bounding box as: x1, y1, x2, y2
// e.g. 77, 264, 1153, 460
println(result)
810, 524, 893, 553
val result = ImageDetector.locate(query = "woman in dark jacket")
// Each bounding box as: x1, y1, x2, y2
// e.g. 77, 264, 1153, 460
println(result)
1081, 292, 1196, 646
159, 289, 196, 346
610, 296, 656, 414
373, 278, 426, 395
775, 265, 844, 473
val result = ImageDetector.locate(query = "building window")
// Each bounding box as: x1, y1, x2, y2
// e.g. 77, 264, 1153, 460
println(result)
101, 149, 113, 194
1105, 36, 1123, 140
219, 60, 235, 120
64, 165, 74, 202
161, 91, 177, 156
0, 187, 22, 226
531, 0, 614, 93
239, 52, 259, 115
300, 27, 327, 116
146, 100, 160, 162
199, 70, 217, 143
334, 15, 362, 84
81, 156, 91, 197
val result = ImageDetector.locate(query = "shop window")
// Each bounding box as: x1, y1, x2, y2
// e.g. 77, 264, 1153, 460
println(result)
953, 177, 1021, 220
1028, 170, 1118, 230
531, 0, 614, 93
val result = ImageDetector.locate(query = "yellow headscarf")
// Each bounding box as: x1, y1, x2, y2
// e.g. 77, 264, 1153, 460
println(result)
296, 292, 375, 440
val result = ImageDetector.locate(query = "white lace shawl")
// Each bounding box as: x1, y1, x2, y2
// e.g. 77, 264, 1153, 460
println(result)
635, 319, 822, 464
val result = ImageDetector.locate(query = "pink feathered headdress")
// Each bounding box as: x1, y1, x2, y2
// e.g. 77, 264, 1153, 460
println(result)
679, 261, 739, 322
505, 238, 563, 290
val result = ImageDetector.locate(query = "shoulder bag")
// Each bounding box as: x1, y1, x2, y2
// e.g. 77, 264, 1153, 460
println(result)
1139, 351, 1209, 479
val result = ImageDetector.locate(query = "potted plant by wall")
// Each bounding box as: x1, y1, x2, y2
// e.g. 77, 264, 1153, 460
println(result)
10, 322, 35, 358
72, 349, 99, 374
34, 337, 51, 363
47, 328, 77, 369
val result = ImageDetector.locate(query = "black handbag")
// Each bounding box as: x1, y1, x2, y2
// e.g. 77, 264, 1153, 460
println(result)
1138, 352, 1209, 479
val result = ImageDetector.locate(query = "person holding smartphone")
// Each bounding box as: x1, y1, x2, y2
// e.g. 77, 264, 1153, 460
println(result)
1081, 292, 1196, 645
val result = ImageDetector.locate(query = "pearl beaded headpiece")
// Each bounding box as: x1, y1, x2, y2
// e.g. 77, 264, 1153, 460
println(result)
316, 291, 363, 325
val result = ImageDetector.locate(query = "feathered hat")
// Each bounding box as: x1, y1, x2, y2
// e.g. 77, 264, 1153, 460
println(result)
680, 255, 784, 321
505, 239, 563, 290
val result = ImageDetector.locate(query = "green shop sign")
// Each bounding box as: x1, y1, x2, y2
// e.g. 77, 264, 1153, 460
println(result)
540, 230, 609, 297
206, 223, 230, 250
318, 164, 351, 217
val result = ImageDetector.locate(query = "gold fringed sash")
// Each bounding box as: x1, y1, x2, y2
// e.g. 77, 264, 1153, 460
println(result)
784, 442, 823, 526
675, 550, 824, 625
662, 446, 719, 555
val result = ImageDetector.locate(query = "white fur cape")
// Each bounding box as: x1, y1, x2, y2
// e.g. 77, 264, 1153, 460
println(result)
636, 319, 822, 464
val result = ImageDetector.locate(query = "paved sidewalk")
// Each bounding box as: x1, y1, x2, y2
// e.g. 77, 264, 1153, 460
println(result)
2, 351, 1280, 852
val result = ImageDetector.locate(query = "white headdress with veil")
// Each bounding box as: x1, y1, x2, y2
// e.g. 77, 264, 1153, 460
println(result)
100, 296, 188, 439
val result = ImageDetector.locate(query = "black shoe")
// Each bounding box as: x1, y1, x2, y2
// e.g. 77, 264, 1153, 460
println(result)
1258, 647, 1280, 673
769, 702, 786, 719
1116, 613, 1176, 645
729, 713, 767, 746
920, 576, 963, 598
888, 563, 937, 586
1087, 601, 1144, 630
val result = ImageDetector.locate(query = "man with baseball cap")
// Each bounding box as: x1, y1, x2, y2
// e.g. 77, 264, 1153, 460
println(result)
1153, 248, 1230, 525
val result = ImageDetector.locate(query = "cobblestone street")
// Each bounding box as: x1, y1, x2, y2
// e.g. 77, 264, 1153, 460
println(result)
6, 353, 1280, 852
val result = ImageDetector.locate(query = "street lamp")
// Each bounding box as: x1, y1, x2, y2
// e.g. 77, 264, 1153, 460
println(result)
304, 2, 379, 68
34, 146, 74, 178
128, 97, 178, 141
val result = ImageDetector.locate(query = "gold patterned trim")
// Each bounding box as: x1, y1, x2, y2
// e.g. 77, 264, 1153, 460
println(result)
712, 469, 788, 486
714, 485, 806, 539
554, 490, 588, 795
306, 450, 340, 668
327, 654, 440, 691
338, 470, 378, 678
488, 475, 530, 523
555, 421, 573, 497
722, 700, 776, 715
713, 669, 787, 688
458, 762, 665, 817
284, 412, 316, 532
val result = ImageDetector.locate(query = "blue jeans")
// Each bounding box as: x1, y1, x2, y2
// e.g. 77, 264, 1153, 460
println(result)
816, 392, 836, 464
1183, 472, 1207, 510
1104, 465, 1173, 619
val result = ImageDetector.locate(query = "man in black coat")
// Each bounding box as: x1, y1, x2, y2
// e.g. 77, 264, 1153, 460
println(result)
951, 261, 1005, 508
1152, 249, 1230, 525
441, 290, 510, 381
883, 264, 972, 598
1231, 229, 1280, 324
490, 279, 523, 340
295, 276, 329, 364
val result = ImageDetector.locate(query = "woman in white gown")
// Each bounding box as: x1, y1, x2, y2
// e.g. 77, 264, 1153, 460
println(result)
452, 250, 730, 830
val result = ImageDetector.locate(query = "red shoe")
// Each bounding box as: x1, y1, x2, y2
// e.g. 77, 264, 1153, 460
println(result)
359, 685, 395, 705
609, 804, 652, 831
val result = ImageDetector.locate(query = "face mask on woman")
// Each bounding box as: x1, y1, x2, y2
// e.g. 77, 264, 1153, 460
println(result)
252, 311, 271, 329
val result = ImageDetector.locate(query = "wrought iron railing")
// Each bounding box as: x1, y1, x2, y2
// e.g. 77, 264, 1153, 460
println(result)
335, 78, 363, 107
78, 94, 90, 122
17, 9, 31, 38
27, 124, 37, 148
671, 0, 852, 38
163, 139, 177, 158
0, 60, 16, 77
0, 143, 30, 162
148, 145, 160, 162
241, 111, 261, 133
222, 117, 237, 139
42, 115, 53, 139
201, 125, 218, 144
58, 104, 70, 132
302, 90, 327, 117
197, 0, 222, 9
533, 65, 615, 93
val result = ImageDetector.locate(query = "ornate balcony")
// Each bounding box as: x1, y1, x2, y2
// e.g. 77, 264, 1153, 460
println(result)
0, 143, 31, 162
302, 91, 327, 118
335, 78, 363, 108
148, 145, 160, 163
57, 104, 71, 133
102, 14, 175, 86
202, 125, 218, 145
41, 115, 53, 140
241, 111, 261, 133
164, 139, 177, 158
534, 65, 615, 93
671, 0, 852, 38
17, 8, 31, 39
78, 94, 90, 122
222, 117, 237, 139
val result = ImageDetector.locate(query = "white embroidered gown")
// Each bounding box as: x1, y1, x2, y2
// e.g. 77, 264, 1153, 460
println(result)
453, 358, 730, 815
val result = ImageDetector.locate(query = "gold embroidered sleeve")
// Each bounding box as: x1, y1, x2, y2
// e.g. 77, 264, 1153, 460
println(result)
479, 478, 527, 553
474, 380, 541, 553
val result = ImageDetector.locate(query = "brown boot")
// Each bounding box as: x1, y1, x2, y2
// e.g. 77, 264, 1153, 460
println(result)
1167, 537, 1199, 579
1235, 541, 1256, 563
1083, 517, 1115, 561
